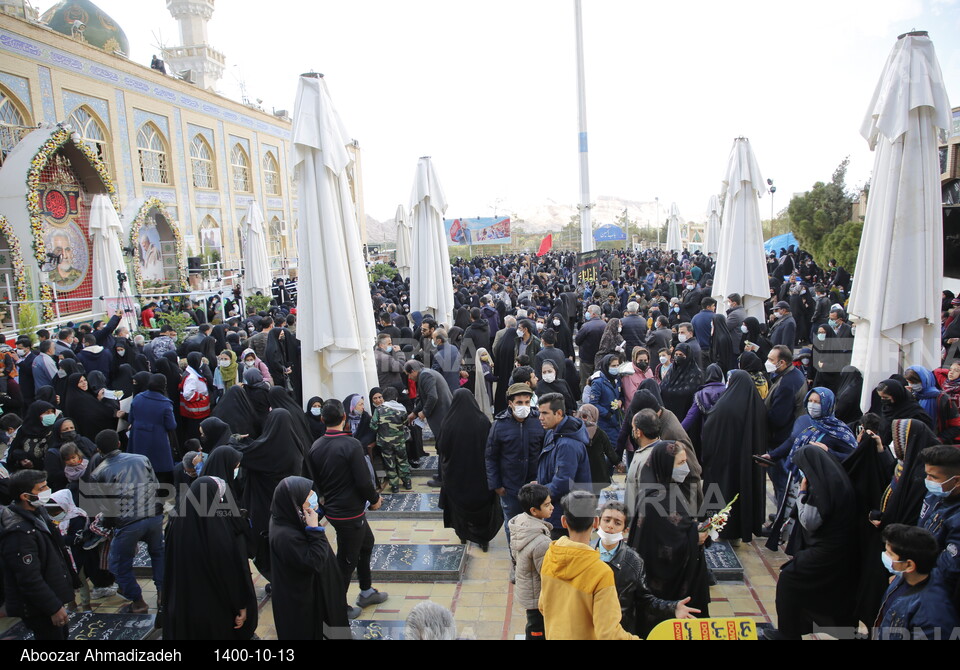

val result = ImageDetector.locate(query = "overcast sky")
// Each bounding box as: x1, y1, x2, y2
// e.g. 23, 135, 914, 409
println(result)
82, 0, 959, 225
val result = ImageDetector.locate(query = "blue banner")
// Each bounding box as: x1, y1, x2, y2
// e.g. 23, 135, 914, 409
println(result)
593, 224, 627, 242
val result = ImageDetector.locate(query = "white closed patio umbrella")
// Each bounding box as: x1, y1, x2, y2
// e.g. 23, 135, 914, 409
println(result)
242, 200, 272, 296
666, 203, 682, 252
395, 204, 412, 280
292, 73, 378, 403
848, 32, 951, 409
712, 137, 769, 321
409, 157, 454, 329
89, 194, 134, 329
704, 194, 721, 257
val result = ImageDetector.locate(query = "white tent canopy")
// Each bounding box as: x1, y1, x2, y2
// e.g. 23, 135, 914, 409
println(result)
88, 194, 133, 329
242, 200, 272, 296
409, 157, 454, 329
704, 194, 721, 257
666, 203, 682, 252
395, 204, 412, 280
849, 32, 951, 409
712, 138, 769, 321
292, 73, 378, 404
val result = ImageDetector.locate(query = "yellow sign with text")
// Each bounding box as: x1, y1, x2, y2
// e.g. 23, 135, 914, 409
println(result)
647, 618, 758, 641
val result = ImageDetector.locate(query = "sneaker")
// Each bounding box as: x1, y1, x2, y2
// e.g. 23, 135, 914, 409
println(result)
91, 586, 118, 600
390, 484, 400, 494
347, 605, 363, 620
402, 479, 412, 491
426, 478, 442, 488
356, 589, 389, 609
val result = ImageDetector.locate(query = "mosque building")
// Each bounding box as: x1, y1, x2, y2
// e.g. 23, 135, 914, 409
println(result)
0, 0, 366, 328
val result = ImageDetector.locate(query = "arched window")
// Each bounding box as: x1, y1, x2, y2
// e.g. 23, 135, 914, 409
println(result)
137, 123, 169, 184
199, 215, 222, 263
268, 216, 284, 262
231, 144, 251, 192
190, 135, 216, 189
68, 106, 110, 174
0, 87, 30, 167
263, 151, 281, 196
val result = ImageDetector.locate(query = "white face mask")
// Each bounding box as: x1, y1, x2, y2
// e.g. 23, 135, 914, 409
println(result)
741, 324, 748, 334
218, 359, 230, 368
659, 356, 669, 366
542, 373, 556, 383
765, 360, 778, 374
116, 349, 125, 357
807, 402, 822, 418
516, 328, 524, 338
310, 407, 322, 416
553, 319, 561, 327
512, 404, 531, 419
244, 360, 255, 367
678, 333, 689, 343
817, 333, 826, 342
597, 529, 624, 545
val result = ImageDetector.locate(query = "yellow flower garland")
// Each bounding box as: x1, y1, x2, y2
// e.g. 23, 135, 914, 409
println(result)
129, 196, 188, 294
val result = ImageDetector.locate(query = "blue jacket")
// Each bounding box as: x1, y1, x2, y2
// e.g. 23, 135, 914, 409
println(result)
485, 409, 546, 496
919, 493, 960, 599
691, 310, 714, 350
128, 389, 178, 473
587, 375, 623, 446
76, 346, 114, 385
537, 415, 592, 529
765, 366, 807, 445
876, 574, 959, 640
431, 343, 462, 394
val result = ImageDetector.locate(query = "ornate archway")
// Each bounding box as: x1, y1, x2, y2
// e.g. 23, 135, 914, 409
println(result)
128, 197, 187, 293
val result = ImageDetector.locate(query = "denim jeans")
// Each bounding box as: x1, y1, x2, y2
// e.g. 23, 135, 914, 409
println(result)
109, 515, 164, 602
499, 492, 524, 553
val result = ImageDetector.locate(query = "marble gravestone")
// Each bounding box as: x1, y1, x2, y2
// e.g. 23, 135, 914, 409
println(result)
133, 541, 151, 576
367, 493, 442, 519
704, 541, 744, 581
1, 612, 156, 641
351, 620, 407, 640
366, 544, 466, 582
411, 455, 439, 476
598, 485, 625, 507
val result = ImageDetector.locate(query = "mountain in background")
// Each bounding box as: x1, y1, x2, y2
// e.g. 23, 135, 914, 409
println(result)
365, 195, 693, 244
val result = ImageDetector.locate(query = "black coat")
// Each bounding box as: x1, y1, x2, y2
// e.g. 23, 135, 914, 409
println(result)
268, 477, 350, 640
0, 505, 74, 618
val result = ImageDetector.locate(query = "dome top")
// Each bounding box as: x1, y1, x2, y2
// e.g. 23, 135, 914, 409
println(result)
41, 0, 130, 56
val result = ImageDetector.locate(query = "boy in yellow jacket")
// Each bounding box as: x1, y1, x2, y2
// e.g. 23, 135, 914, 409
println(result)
538, 490, 639, 640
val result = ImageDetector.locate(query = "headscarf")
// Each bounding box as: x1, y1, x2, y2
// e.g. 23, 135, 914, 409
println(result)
659, 342, 703, 418
34, 385, 58, 407
578, 403, 600, 441
787, 387, 858, 472
186, 351, 205, 378
86, 370, 107, 394
112, 363, 137, 399
202, 444, 242, 483
242, 367, 265, 387
877, 378, 934, 441
905, 365, 940, 422
132, 371, 153, 397
218, 349, 239, 390
213, 384, 260, 438
49, 488, 87, 533
239, 409, 304, 479
304, 396, 326, 442
268, 386, 312, 453
599, 352, 622, 384
833, 365, 864, 424
881, 419, 941, 526
345, 393, 364, 435
200, 416, 234, 450
793, 444, 855, 522
738, 351, 764, 372
708, 313, 736, 373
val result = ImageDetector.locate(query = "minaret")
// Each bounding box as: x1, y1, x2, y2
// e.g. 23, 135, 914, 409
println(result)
164, 0, 225, 91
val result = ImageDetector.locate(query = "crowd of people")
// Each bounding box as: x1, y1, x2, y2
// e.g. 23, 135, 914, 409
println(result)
0, 242, 958, 640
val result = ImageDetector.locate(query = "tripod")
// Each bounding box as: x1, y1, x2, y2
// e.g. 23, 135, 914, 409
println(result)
115, 270, 139, 333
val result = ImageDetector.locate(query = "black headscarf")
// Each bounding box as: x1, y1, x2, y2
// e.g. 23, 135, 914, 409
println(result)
267, 476, 349, 640
63, 373, 117, 441
708, 313, 736, 373
877, 378, 934, 444
47, 415, 96, 459
53, 358, 82, 401
34, 385, 58, 408
493, 325, 518, 413
132, 371, 153, 397
699, 370, 766, 542
213, 385, 260, 438
437, 389, 502, 545
268, 386, 311, 454
738, 351, 764, 373
304, 396, 326, 442
882, 418, 940, 527
241, 368, 271, 427
162, 476, 257, 640
155, 356, 182, 406
203, 444, 242, 482
629, 440, 709, 619
263, 328, 292, 386
740, 316, 771, 360
834, 366, 864, 424
9, 400, 56, 469
112, 363, 137, 399
659, 342, 703, 419
200, 416, 234, 450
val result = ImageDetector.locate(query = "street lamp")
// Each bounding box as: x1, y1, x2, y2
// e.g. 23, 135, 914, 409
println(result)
767, 178, 777, 230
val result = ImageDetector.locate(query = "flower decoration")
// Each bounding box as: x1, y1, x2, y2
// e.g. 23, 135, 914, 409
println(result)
128, 197, 188, 294
698, 494, 739, 541
25, 127, 118, 320
0, 216, 29, 305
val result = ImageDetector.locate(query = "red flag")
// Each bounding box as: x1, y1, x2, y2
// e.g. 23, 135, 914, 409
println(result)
537, 234, 553, 257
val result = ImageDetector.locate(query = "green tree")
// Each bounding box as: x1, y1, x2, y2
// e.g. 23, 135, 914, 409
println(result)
818, 220, 863, 273
788, 158, 854, 257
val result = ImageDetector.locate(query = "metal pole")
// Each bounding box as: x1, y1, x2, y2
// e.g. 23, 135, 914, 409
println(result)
4, 274, 16, 332
655, 198, 660, 249
574, 0, 592, 254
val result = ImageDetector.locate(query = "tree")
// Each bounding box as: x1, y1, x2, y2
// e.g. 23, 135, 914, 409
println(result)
818, 220, 863, 272
788, 157, 854, 259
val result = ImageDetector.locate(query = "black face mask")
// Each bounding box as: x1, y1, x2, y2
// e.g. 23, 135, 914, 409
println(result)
637, 361, 649, 371
60, 430, 77, 443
